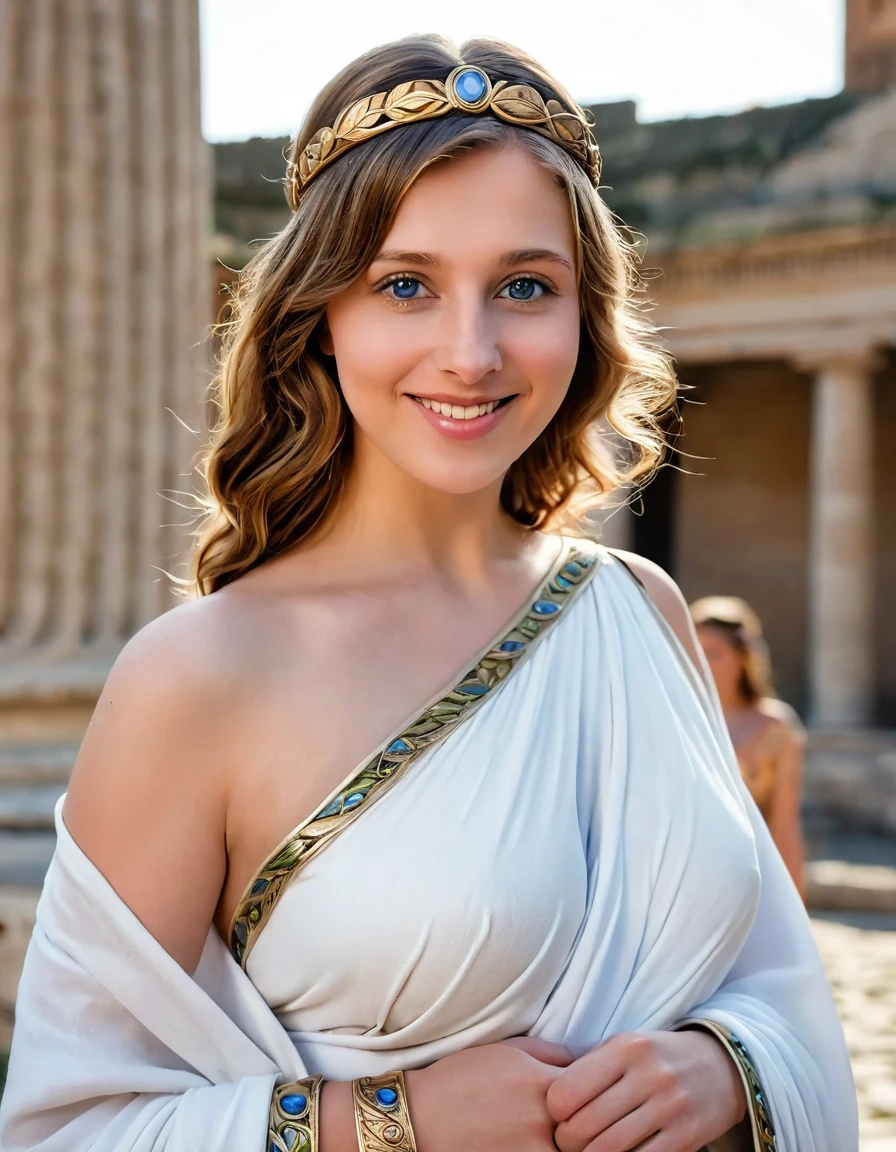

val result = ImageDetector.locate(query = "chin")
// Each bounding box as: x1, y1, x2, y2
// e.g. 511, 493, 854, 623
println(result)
400, 457, 510, 498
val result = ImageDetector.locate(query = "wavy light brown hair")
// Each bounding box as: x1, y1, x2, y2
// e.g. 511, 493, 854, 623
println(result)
690, 596, 775, 705
192, 33, 678, 596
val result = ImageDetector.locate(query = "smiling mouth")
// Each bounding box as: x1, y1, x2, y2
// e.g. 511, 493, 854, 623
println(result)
409, 395, 518, 421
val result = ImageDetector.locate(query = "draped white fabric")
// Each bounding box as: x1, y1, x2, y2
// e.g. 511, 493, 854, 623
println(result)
0, 550, 858, 1151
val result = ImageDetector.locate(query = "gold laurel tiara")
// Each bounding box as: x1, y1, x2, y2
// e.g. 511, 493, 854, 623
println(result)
287, 64, 601, 210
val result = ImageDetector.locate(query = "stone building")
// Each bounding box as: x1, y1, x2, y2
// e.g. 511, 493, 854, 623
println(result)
847, 0, 896, 91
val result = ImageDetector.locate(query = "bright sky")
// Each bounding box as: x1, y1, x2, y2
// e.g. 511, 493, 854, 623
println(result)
200, 0, 844, 143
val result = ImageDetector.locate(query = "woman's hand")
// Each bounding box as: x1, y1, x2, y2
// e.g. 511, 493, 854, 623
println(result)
405, 1035, 573, 1152
546, 1029, 747, 1152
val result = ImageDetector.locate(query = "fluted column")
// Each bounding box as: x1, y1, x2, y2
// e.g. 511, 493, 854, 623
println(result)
0, 0, 208, 695
807, 353, 876, 727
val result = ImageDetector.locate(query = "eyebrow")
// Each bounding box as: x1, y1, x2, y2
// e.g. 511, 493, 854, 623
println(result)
371, 248, 574, 271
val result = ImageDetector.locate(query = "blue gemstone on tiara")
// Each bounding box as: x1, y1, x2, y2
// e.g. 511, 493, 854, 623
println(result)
280, 1093, 308, 1116
532, 600, 560, 615
387, 738, 412, 754
343, 791, 365, 809
375, 1087, 399, 1108
454, 68, 487, 104
458, 682, 489, 695
499, 640, 525, 652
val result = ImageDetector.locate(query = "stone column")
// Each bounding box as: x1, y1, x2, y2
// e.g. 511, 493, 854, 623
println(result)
0, 0, 208, 704
807, 354, 876, 727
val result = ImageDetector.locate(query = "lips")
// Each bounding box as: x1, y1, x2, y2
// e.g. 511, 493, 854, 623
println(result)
409, 394, 516, 422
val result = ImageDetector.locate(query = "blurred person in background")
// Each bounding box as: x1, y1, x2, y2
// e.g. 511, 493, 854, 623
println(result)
0, 32, 855, 1152
691, 596, 806, 899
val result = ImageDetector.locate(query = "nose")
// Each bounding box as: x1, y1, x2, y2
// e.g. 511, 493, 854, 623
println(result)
432, 296, 503, 385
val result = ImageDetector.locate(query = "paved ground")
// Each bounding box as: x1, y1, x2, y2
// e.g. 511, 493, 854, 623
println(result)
812, 911, 896, 1150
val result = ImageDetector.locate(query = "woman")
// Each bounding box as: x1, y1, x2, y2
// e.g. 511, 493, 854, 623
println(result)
690, 597, 807, 898
0, 33, 855, 1152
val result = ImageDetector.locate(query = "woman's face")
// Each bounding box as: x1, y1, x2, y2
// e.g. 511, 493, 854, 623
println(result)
696, 624, 744, 703
322, 143, 581, 496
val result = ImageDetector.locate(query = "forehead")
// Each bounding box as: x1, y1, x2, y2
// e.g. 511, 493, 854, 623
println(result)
697, 624, 738, 649
382, 143, 576, 259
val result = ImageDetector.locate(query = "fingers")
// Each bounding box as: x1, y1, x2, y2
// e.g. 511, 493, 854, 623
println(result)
501, 1035, 575, 1067
546, 1036, 630, 1121
553, 1075, 645, 1152
575, 1107, 660, 1152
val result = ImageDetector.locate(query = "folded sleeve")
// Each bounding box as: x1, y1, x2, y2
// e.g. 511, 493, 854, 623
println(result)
676, 799, 858, 1151
636, 587, 860, 1151
0, 925, 280, 1152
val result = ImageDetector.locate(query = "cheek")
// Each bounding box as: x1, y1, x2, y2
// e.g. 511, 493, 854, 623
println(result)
328, 308, 419, 394
711, 649, 741, 684
509, 307, 581, 391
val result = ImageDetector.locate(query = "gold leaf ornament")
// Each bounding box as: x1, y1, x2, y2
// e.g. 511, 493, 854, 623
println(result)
552, 114, 586, 143
317, 127, 336, 160
494, 84, 550, 124
334, 95, 376, 136
288, 68, 600, 203
385, 82, 450, 122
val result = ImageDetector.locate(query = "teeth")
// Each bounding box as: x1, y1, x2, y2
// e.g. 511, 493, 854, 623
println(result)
415, 397, 502, 419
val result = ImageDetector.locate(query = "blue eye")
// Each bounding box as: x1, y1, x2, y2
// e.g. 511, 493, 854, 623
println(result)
384, 277, 422, 300
501, 278, 546, 301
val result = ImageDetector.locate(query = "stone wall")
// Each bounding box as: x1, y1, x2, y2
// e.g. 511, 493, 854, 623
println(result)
674, 362, 812, 713
846, 0, 896, 91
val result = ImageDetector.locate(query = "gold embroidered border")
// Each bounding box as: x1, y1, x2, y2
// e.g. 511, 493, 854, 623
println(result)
229, 542, 602, 968
269, 1076, 323, 1152
675, 1018, 777, 1152
352, 1071, 418, 1152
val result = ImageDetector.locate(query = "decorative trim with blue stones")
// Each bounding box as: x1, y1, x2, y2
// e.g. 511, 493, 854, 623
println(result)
229, 540, 604, 968
269, 1075, 322, 1152
352, 1071, 418, 1152
674, 1019, 777, 1151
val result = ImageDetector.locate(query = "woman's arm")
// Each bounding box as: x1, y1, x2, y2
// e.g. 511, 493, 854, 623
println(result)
0, 602, 292, 1151
764, 726, 807, 900
63, 601, 236, 973
605, 550, 857, 1151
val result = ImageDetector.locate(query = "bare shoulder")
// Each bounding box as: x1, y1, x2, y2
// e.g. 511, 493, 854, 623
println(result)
64, 589, 269, 970
756, 697, 807, 741
68, 591, 261, 797
607, 548, 704, 671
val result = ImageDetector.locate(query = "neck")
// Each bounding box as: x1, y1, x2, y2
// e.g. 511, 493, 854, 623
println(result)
306, 435, 549, 589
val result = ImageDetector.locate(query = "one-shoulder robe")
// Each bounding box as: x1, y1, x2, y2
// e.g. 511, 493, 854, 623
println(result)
0, 543, 858, 1151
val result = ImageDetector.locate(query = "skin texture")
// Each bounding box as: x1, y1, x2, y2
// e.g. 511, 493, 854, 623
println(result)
64, 144, 745, 1152
696, 623, 807, 898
